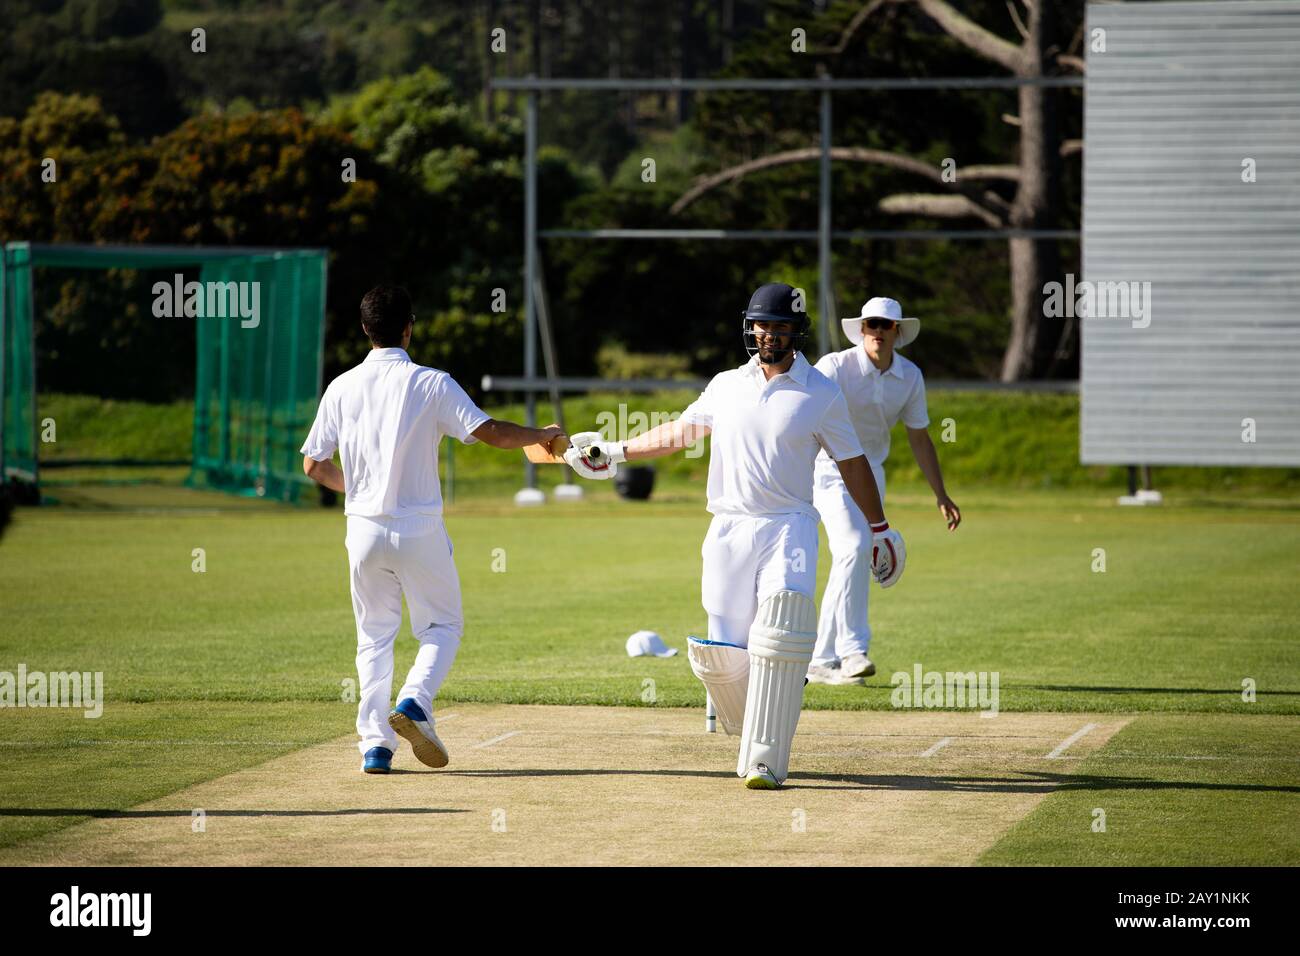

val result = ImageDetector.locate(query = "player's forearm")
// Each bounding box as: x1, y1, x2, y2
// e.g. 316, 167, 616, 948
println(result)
835, 455, 886, 525
304, 457, 345, 493
623, 420, 709, 461
472, 419, 557, 449
908, 430, 948, 498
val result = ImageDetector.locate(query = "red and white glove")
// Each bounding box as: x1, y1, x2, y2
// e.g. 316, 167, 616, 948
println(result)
563, 431, 625, 480
870, 520, 906, 588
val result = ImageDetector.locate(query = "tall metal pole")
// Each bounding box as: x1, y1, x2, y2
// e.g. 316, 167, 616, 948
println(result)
818, 78, 833, 357
0, 248, 9, 485
523, 85, 538, 489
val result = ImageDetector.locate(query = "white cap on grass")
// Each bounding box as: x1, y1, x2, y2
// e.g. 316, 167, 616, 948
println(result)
625, 630, 678, 658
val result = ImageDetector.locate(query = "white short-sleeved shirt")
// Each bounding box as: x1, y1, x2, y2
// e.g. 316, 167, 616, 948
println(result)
813, 347, 929, 470
300, 347, 490, 517
679, 352, 865, 518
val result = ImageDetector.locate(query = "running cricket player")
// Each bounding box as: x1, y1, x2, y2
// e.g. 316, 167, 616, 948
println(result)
808, 297, 960, 686
563, 282, 905, 789
300, 285, 565, 774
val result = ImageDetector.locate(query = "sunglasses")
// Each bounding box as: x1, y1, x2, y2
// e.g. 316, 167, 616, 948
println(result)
864, 318, 898, 331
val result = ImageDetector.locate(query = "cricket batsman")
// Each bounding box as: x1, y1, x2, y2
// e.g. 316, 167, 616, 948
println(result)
300, 285, 565, 774
807, 297, 960, 686
563, 283, 905, 789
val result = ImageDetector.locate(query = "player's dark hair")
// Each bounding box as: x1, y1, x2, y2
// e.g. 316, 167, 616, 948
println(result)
360, 285, 413, 347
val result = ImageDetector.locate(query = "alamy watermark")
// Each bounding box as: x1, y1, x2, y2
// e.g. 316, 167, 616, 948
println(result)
49, 886, 150, 936
594, 403, 706, 458
152, 274, 261, 328
0, 664, 103, 718
891, 663, 999, 717
1043, 273, 1152, 329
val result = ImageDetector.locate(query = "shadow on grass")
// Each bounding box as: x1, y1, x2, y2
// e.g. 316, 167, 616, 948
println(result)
0, 807, 466, 819
1027, 685, 1300, 697
441, 767, 1300, 795
790, 771, 1300, 795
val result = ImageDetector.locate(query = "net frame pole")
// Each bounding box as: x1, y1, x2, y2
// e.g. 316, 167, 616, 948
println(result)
818, 78, 833, 356
219, 294, 232, 479
260, 257, 277, 496
25, 257, 34, 485
491, 74, 1083, 420
286, 254, 303, 502
522, 84, 539, 492
0, 247, 8, 487
493, 77, 1084, 92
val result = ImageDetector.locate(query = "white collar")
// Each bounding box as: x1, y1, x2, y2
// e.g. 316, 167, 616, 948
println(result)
744, 351, 811, 385
857, 347, 904, 380
365, 347, 411, 363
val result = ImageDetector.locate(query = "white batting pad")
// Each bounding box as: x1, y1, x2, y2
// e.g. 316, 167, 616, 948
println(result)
736, 590, 817, 782
687, 637, 750, 736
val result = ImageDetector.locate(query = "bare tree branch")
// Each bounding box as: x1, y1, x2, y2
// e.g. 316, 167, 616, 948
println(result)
1006, 0, 1030, 40
1055, 53, 1086, 74
670, 146, 1013, 220
823, 0, 1023, 70
1060, 139, 1083, 158
824, 0, 897, 56
963, 164, 1021, 181
914, 0, 1024, 71
1066, 17, 1085, 56
1001, 112, 1022, 127
879, 194, 1005, 227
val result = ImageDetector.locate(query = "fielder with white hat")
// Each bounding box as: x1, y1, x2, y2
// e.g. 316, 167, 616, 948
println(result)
563, 283, 905, 789
807, 297, 961, 686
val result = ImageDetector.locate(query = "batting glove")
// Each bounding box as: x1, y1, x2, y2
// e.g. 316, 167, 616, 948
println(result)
563, 430, 624, 480
870, 520, 906, 588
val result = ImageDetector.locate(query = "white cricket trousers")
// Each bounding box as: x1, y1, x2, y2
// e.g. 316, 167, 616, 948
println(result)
700, 512, 820, 646
345, 514, 463, 754
811, 458, 885, 666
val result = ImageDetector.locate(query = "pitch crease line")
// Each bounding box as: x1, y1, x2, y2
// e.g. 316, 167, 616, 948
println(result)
1045, 722, 1097, 759
920, 737, 952, 757
471, 731, 521, 749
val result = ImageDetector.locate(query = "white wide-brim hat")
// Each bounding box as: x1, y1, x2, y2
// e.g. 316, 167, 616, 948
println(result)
841, 297, 920, 349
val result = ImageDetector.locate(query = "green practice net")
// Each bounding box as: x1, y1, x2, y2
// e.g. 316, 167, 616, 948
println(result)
1, 244, 37, 491
1, 243, 327, 503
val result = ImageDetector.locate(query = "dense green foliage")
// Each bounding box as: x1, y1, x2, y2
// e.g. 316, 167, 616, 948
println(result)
3, 0, 1085, 398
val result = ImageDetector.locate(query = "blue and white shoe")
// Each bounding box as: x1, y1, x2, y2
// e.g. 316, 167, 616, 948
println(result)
388, 698, 450, 769
362, 746, 393, 774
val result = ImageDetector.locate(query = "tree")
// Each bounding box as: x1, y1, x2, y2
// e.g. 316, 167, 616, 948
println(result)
672, 0, 1084, 380
325, 68, 597, 385
0, 0, 181, 137
0, 93, 402, 398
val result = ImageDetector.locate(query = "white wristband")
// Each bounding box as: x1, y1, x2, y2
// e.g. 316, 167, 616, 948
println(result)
608, 442, 627, 464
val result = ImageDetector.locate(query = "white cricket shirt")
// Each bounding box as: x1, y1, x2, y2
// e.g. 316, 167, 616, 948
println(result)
300, 347, 490, 517
813, 347, 929, 470
679, 352, 865, 518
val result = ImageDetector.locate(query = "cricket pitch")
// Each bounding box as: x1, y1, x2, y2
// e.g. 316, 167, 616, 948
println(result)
2, 704, 1129, 866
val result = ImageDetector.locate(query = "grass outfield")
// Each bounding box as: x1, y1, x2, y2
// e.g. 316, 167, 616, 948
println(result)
3, 487, 1298, 713
36, 390, 1300, 493
980, 715, 1300, 866
1, 484, 1298, 862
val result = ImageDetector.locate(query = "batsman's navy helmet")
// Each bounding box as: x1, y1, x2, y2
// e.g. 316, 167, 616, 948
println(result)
742, 282, 809, 362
